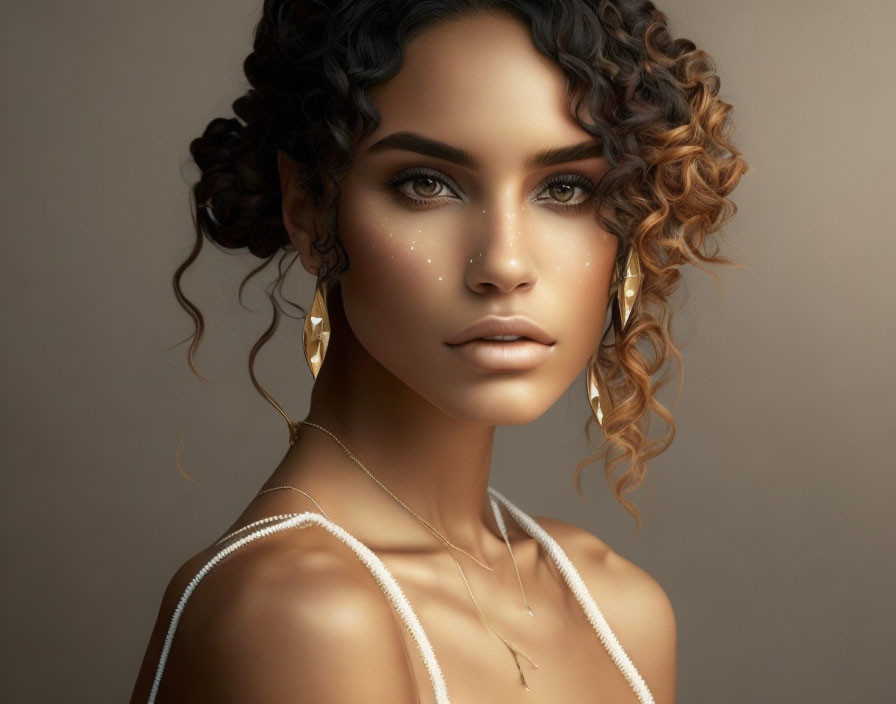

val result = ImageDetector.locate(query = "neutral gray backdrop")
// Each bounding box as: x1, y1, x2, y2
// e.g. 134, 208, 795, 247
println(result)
2, 1, 893, 702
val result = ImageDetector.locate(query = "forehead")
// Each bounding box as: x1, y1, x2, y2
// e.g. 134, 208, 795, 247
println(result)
361, 12, 593, 164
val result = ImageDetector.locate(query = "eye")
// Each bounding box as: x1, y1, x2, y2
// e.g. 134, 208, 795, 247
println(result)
386, 167, 461, 209
534, 173, 598, 213
385, 168, 599, 213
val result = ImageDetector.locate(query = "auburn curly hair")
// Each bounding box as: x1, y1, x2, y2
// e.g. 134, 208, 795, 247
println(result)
175, 0, 748, 533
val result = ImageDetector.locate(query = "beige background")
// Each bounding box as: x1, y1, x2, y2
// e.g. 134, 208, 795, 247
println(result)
2, 0, 894, 701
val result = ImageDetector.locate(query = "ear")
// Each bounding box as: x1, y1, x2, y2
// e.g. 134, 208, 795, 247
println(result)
277, 149, 323, 277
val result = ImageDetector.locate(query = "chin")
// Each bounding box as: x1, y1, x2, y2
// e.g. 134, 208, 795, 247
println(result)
422, 382, 566, 427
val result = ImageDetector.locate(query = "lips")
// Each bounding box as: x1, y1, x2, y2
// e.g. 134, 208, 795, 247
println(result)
446, 337, 555, 371
445, 315, 555, 346
444, 315, 555, 372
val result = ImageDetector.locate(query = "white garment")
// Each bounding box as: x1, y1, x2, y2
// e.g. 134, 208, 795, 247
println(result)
146, 486, 655, 704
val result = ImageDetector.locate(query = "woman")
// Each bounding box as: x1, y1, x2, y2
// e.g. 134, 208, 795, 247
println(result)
131, 1, 746, 702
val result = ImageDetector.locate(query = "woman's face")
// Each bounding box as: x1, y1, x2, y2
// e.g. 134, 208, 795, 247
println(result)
334, 11, 618, 426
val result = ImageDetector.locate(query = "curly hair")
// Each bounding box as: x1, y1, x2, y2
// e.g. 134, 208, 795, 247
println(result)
176, 0, 748, 532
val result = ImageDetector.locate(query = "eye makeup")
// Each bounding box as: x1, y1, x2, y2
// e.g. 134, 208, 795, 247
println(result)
535, 173, 598, 213
384, 166, 599, 213
385, 166, 462, 209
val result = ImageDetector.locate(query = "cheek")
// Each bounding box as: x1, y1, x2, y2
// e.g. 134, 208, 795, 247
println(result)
336, 195, 456, 346
534, 215, 619, 353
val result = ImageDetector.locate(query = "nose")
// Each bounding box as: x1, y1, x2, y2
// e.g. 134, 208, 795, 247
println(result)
464, 198, 538, 295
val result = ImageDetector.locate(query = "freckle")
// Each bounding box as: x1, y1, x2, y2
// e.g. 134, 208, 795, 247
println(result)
410, 246, 415, 250
427, 258, 432, 263
585, 261, 590, 266
438, 276, 443, 281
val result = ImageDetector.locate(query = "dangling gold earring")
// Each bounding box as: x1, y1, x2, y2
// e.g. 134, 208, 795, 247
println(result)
616, 244, 643, 331
586, 246, 643, 429
586, 357, 613, 427
302, 279, 331, 379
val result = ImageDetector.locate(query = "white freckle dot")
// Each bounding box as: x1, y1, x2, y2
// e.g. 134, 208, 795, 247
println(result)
410, 246, 414, 250
427, 258, 432, 263
586, 261, 590, 266
438, 276, 443, 281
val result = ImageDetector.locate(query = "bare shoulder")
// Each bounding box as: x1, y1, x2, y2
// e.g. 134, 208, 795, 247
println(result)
131, 526, 418, 704
533, 515, 678, 704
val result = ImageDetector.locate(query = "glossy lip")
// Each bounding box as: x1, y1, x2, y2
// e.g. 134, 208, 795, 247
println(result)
445, 315, 556, 372
444, 315, 555, 346
446, 338, 555, 372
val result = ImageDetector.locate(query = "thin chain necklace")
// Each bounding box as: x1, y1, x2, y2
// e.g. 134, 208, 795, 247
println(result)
258, 419, 540, 690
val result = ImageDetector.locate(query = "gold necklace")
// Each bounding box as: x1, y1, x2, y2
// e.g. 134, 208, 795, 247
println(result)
261, 419, 540, 690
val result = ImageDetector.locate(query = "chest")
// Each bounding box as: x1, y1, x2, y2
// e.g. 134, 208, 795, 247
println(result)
378, 548, 642, 704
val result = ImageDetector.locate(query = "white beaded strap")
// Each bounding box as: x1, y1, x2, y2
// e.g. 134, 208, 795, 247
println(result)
147, 511, 451, 704
213, 513, 310, 546
489, 494, 510, 537
486, 487, 657, 704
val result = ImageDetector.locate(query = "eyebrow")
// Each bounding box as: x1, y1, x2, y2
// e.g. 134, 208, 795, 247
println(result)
365, 131, 603, 170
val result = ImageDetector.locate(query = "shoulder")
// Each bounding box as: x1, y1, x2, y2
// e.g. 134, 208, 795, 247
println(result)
533, 516, 677, 704
139, 524, 418, 704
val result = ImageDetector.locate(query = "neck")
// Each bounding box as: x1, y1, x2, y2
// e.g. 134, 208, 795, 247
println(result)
268, 283, 513, 562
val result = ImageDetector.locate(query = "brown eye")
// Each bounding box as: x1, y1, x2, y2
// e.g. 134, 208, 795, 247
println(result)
386, 166, 461, 208
548, 183, 575, 203
411, 177, 441, 198
537, 173, 598, 212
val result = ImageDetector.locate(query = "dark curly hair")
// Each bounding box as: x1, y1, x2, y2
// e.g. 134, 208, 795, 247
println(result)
175, 0, 748, 532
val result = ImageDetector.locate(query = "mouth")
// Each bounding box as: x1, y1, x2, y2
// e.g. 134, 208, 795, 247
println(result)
444, 316, 555, 346
445, 337, 555, 371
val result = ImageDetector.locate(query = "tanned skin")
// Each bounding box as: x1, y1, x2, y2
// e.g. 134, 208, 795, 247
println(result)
131, 10, 676, 704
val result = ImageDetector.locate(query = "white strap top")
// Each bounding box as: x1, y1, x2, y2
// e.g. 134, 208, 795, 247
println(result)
146, 486, 655, 704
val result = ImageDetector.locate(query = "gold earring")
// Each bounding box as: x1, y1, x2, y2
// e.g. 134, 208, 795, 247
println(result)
586, 246, 643, 428
586, 358, 613, 428
617, 245, 643, 331
302, 280, 331, 379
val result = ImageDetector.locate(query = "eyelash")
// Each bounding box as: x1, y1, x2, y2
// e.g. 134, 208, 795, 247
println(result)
385, 166, 598, 214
